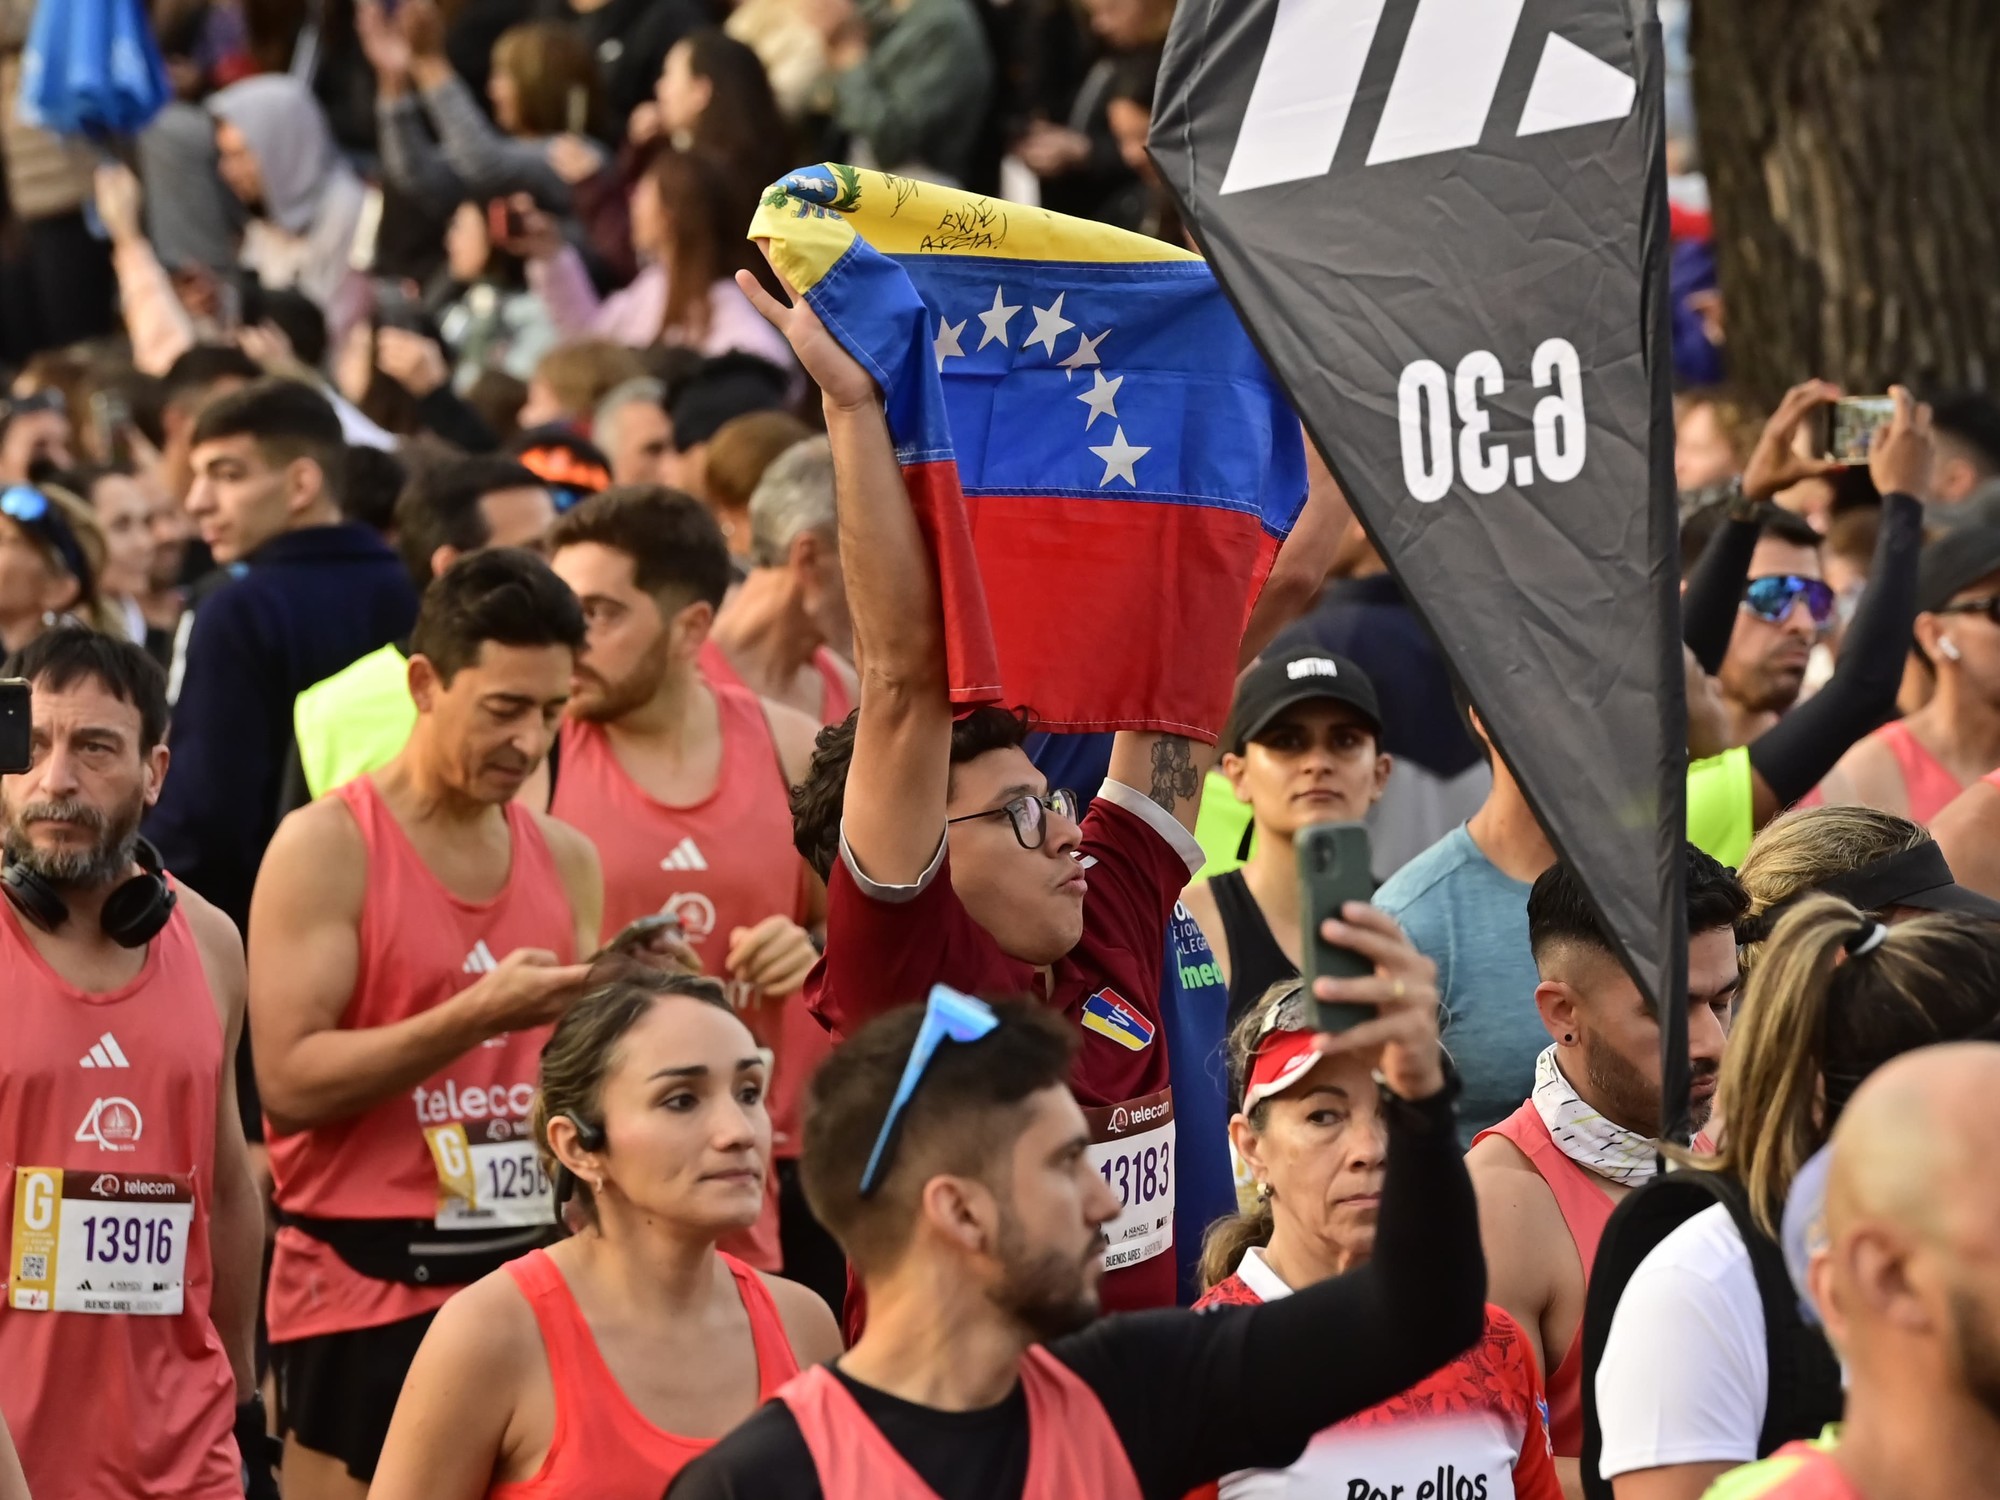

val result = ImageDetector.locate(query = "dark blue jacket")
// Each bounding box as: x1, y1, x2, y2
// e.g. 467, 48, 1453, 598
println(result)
145, 524, 418, 929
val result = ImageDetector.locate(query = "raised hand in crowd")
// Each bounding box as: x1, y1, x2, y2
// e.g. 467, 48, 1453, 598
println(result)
494, 194, 566, 263
375, 326, 453, 400
92, 161, 146, 249
1867, 384, 1935, 498
724, 915, 820, 1000
545, 133, 607, 187
1740, 378, 1843, 501
355, 0, 413, 85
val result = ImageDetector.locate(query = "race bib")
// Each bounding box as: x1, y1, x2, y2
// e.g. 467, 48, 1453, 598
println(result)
424, 1126, 554, 1230
1083, 1090, 1175, 1271
8, 1168, 194, 1315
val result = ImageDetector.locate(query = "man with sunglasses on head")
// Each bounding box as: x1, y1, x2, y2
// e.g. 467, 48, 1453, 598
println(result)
671, 953, 1484, 1500
1815, 526, 2000, 823
1684, 386, 1930, 868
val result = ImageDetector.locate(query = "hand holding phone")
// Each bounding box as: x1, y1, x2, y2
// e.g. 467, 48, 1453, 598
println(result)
0, 679, 29, 775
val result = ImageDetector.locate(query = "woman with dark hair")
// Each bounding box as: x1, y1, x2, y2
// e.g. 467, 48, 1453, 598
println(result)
516, 149, 793, 365
635, 31, 793, 205
1190, 981, 1562, 1500
370, 968, 841, 1500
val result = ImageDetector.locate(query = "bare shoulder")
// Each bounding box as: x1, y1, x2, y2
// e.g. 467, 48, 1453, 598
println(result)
423, 1261, 543, 1369
1466, 1135, 1562, 1242
257, 795, 368, 911
758, 1272, 844, 1367
174, 883, 244, 975
765, 698, 825, 788
1816, 734, 1906, 816
532, 810, 600, 880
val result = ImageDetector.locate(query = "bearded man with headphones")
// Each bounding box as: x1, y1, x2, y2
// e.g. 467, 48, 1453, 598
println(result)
0, 626, 267, 1500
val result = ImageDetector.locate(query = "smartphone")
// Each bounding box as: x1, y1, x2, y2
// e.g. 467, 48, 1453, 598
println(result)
0, 679, 28, 775
89, 390, 132, 466
1817, 396, 1895, 465
602, 911, 685, 958
565, 84, 588, 137
1298, 822, 1377, 1033
371, 278, 426, 333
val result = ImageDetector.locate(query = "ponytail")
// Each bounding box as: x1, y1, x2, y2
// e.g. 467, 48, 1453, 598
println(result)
1693, 893, 2000, 1236
1198, 1195, 1274, 1293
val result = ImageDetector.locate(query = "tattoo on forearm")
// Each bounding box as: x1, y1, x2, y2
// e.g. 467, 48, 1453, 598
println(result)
1147, 737, 1199, 815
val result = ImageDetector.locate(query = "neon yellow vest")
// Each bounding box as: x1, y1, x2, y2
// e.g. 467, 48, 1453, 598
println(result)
293, 644, 416, 799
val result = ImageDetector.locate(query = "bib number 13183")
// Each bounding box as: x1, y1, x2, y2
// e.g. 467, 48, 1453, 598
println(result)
9, 1167, 194, 1315
1083, 1090, 1175, 1272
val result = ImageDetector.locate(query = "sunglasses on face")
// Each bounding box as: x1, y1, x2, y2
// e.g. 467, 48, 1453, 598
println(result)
945, 787, 1080, 851
1937, 596, 2000, 627
1742, 574, 1836, 627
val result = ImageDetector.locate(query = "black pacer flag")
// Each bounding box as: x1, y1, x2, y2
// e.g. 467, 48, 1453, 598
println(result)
1152, 0, 1692, 1138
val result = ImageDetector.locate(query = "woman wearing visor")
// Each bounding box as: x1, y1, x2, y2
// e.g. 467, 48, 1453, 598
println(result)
1191, 980, 1560, 1500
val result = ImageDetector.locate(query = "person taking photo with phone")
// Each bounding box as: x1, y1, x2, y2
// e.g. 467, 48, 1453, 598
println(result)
669, 906, 1483, 1498
1179, 648, 1391, 1031
1189, 980, 1560, 1500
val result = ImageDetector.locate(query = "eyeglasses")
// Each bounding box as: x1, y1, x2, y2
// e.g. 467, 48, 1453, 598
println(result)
859, 986, 999, 1197
1742, 574, 1836, 627
945, 788, 1079, 850
1936, 596, 2000, 627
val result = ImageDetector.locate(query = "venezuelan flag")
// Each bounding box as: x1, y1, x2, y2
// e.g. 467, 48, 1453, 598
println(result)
750, 164, 1306, 741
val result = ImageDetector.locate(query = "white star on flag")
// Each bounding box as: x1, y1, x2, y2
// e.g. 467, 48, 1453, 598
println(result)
1025, 293, 1075, 355
1088, 426, 1150, 488
977, 287, 1020, 349
1059, 328, 1110, 378
1077, 371, 1122, 430
933, 316, 967, 372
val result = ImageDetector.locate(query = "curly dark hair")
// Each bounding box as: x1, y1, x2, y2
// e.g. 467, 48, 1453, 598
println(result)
790, 704, 1035, 882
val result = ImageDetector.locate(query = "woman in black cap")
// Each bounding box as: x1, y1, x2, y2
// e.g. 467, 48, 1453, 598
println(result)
1179, 646, 1390, 1029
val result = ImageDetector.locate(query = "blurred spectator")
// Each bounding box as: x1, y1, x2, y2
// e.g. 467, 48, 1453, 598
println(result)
466, 368, 531, 444
505, 424, 613, 511
726, 0, 832, 122
518, 339, 649, 429
1717, 506, 1826, 747
0, 391, 74, 485
628, 30, 794, 237
1016, 0, 1170, 227
0, 484, 96, 653
518, 148, 790, 364
595, 378, 675, 485
1926, 391, 2000, 508
694, 409, 813, 560
809, 0, 995, 186
157, 345, 264, 507
366, 2, 600, 212
51, 467, 158, 648
340, 444, 410, 538
431, 202, 557, 386
208, 75, 373, 331
551, 0, 705, 128
660, 352, 792, 499
1675, 390, 1760, 493
0, 0, 118, 361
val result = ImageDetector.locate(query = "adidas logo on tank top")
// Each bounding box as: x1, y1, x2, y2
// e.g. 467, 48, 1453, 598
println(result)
462, 940, 499, 974
79, 1032, 131, 1068
660, 838, 708, 872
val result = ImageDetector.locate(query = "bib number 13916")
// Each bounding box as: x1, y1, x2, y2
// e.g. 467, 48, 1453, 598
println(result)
9, 1167, 194, 1315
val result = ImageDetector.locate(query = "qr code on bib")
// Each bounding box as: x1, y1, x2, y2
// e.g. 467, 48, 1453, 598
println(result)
19, 1255, 45, 1280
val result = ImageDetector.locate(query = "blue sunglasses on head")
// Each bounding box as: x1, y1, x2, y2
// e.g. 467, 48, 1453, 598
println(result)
0, 485, 49, 524
859, 986, 1000, 1197
1743, 574, 1836, 628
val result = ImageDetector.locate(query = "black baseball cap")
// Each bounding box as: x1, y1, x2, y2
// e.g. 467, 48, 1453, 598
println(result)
1224, 648, 1383, 755
1916, 525, 2000, 615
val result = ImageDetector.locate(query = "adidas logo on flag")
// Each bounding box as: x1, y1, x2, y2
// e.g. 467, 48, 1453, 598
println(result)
659, 838, 708, 872
462, 941, 499, 974
79, 1032, 130, 1069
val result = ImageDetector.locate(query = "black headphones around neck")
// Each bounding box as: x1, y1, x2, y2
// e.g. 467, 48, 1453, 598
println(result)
1, 836, 177, 948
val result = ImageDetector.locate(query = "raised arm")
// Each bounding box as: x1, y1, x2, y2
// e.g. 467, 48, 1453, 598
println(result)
737, 267, 954, 886
247, 800, 590, 1135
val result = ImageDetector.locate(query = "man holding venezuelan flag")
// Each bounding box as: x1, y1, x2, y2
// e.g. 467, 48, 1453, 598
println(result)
749, 163, 1345, 1318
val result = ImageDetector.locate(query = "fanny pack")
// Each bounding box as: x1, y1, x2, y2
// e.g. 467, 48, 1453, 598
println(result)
276, 1210, 558, 1287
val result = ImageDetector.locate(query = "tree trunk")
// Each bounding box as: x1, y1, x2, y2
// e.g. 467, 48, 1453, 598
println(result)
1691, 0, 2000, 408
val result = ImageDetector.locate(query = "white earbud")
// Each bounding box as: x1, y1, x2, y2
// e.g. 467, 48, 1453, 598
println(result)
1942, 637, 1964, 662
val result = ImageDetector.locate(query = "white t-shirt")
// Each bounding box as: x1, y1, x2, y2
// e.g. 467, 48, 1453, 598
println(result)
1594, 1204, 1766, 1479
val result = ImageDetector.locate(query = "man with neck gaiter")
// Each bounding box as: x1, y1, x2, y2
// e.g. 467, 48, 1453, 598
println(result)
1467, 845, 1748, 1499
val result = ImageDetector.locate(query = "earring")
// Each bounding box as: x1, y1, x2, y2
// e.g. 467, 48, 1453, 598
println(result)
1255, 1180, 1273, 1202
589, 1176, 604, 1196
1562, 1033, 1574, 1044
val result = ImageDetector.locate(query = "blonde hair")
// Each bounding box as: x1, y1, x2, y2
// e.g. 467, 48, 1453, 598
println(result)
1196, 981, 1306, 1292
1735, 806, 1930, 963
490, 22, 600, 137
1684, 894, 2000, 1235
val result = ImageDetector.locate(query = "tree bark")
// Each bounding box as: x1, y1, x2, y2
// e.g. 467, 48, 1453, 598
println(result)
1691, 0, 2000, 408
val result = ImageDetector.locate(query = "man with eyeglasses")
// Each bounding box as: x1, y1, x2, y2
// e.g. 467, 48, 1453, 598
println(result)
771, 288, 1234, 1319
1815, 526, 2000, 822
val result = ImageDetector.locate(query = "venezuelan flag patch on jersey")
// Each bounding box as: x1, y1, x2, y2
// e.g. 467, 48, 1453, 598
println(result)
1081, 989, 1155, 1052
